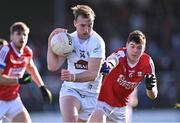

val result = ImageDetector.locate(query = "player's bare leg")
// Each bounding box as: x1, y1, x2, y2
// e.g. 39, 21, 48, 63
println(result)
60, 96, 80, 122
12, 111, 31, 123
78, 118, 86, 123
87, 109, 107, 123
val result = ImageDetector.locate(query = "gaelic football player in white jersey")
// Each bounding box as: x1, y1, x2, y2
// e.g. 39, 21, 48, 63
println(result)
88, 30, 158, 123
47, 5, 105, 122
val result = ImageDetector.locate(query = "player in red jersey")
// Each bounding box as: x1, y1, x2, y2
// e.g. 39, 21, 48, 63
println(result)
0, 22, 52, 123
87, 30, 158, 123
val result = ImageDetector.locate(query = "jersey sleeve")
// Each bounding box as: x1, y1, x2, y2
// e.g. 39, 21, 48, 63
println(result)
24, 46, 33, 59
0, 46, 9, 69
106, 50, 125, 68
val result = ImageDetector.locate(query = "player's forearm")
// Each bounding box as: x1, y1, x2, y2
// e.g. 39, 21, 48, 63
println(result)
62, 58, 103, 82
73, 58, 103, 82
27, 66, 44, 87
31, 73, 44, 87
146, 87, 158, 99
47, 46, 65, 71
74, 70, 100, 82
0, 75, 18, 84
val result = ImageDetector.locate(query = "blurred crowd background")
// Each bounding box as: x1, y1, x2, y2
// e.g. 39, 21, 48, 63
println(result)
0, 0, 179, 112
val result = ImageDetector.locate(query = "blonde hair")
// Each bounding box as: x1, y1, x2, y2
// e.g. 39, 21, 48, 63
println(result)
10, 22, 30, 34
71, 5, 95, 21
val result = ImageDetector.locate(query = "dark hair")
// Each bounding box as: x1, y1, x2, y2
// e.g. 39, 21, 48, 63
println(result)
10, 22, 30, 34
71, 5, 95, 21
127, 30, 146, 45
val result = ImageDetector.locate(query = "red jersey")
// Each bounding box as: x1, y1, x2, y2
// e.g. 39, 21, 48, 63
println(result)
0, 42, 32, 100
98, 48, 155, 107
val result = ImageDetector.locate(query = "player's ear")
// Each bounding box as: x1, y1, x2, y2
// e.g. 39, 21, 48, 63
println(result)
126, 42, 129, 47
10, 34, 13, 41
73, 20, 77, 27
144, 44, 146, 51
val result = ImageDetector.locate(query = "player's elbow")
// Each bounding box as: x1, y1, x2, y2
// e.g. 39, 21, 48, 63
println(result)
91, 76, 97, 81
90, 71, 100, 81
47, 65, 59, 71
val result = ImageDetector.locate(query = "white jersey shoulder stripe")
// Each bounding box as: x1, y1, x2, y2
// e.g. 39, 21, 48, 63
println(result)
115, 50, 125, 58
0, 45, 10, 68
107, 50, 125, 67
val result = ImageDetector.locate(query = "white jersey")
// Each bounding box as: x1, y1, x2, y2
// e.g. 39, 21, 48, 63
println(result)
63, 30, 105, 94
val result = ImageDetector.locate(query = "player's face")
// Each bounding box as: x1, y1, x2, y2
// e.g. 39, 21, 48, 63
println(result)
10, 31, 28, 50
126, 42, 145, 63
74, 15, 94, 40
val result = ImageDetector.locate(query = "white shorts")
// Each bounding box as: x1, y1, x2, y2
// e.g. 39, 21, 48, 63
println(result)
60, 84, 98, 120
0, 96, 28, 121
95, 101, 128, 123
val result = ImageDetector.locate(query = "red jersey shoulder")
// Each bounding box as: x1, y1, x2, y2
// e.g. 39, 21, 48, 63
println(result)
23, 46, 33, 57
140, 52, 152, 65
138, 52, 154, 74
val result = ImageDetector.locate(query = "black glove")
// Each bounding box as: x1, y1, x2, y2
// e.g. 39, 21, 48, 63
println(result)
100, 62, 111, 75
40, 86, 52, 104
18, 73, 31, 84
146, 74, 157, 90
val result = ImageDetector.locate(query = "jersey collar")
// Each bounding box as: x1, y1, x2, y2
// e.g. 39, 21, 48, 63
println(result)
10, 42, 23, 57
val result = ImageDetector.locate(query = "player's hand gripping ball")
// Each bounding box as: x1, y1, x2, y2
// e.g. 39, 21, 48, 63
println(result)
51, 32, 74, 56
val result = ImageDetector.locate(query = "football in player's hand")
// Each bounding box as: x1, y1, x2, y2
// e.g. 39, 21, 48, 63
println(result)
51, 32, 74, 56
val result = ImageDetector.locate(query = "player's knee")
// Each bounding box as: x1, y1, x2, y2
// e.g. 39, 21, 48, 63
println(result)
12, 111, 31, 123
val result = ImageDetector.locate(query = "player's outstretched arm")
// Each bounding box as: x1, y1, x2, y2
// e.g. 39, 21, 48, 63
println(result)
0, 69, 31, 85
26, 59, 52, 103
145, 74, 158, 99
18, 73, 52, 103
